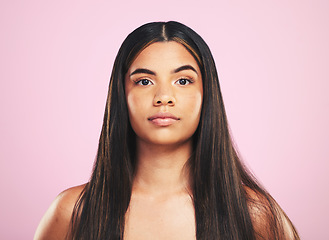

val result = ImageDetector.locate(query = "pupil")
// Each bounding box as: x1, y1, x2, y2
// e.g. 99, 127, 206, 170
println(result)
180, 79, 186, 85
142, 79, 148, 85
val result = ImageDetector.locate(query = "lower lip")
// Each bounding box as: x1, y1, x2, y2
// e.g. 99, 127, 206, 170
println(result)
149, 118, 178, 126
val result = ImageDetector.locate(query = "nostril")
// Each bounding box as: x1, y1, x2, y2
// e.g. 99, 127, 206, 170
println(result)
168, 101, 173, 104
157, 100, 161, 104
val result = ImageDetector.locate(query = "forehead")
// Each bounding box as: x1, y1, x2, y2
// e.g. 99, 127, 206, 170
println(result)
127, 41, 200, 73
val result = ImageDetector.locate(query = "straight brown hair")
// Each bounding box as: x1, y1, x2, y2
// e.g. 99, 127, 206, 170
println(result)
68, 21, 300, 240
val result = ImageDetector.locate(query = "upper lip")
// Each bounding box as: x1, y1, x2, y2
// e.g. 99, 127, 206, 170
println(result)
148, 112, 180, 120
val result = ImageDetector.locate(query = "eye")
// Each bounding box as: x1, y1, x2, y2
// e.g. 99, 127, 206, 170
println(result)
136, 79, 153, 86
176, 78, 193, 85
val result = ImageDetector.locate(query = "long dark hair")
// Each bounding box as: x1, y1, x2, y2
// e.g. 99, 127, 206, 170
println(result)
69, 21, 299, 239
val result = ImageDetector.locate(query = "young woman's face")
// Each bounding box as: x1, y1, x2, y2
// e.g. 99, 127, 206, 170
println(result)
125, 41, 203, 146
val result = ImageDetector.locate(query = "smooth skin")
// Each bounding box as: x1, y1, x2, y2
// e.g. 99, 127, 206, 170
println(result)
34, 184, 85, 240
34, 41, 202, 240
34, 42, 295, 239
123, 42, 203, 240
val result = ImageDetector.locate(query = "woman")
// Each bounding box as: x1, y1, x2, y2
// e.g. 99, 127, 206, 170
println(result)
34, 21, 300, 239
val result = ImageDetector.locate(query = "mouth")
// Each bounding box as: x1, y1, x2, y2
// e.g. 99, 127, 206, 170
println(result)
148, 112, 180, 127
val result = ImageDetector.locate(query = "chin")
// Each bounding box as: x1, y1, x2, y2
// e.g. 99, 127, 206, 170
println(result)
133, 124, 198, 147
143, 134, 193, 147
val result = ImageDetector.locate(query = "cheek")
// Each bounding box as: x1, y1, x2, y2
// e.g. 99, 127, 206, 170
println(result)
127, 93, 140, 121
184, 91, 203, 119
126, 93, 137, 116
126, 91, 149, 127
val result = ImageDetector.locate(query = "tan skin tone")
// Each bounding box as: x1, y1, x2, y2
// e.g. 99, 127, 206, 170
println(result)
34, 42, 202, 240
34, 42, 295, 240
123, 42, 203, 240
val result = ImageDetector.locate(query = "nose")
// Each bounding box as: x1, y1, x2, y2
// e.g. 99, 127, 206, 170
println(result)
153, 85, 176, 106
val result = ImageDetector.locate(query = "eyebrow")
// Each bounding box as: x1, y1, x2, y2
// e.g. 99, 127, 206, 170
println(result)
173, 65, 198, 75
129, 64, 198, 77
130, 68, 156, 76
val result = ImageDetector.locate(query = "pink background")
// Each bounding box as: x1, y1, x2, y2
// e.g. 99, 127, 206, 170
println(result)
1, 0, 328, 239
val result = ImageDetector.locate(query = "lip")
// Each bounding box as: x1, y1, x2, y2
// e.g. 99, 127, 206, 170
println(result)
148, 112, 180, 126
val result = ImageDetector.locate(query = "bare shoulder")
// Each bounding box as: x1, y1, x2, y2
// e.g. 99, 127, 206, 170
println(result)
34, 184, 87, 240
244, 186, 299, 240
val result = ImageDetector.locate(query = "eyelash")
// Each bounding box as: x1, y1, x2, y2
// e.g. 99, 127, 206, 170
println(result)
175, 77, 194, 85
134, 77, 194, 86
134, 79, 153, 86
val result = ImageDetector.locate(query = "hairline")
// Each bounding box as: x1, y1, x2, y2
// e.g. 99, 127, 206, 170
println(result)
125, 38, 203, 77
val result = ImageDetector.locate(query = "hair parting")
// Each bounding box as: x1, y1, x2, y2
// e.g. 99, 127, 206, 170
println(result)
68, 21, 300, 240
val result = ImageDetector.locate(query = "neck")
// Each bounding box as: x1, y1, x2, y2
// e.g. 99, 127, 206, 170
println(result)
132, 139, 193, 196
